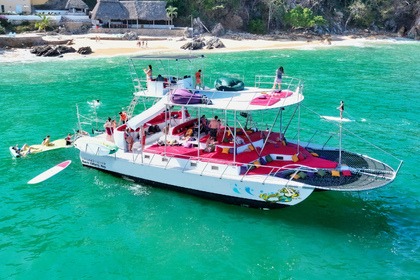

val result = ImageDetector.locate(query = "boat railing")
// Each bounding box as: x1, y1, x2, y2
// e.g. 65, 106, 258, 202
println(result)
254, 75, 302, 92
132, 148, 395, 189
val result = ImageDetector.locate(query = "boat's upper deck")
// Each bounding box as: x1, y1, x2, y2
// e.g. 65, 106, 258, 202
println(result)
166, 85, 304, 111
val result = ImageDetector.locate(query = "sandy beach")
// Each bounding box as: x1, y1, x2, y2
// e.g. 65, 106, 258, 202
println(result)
0, 33, 406, 62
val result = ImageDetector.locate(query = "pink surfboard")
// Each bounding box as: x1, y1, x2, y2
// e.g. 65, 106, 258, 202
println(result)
27, 160, 72, 184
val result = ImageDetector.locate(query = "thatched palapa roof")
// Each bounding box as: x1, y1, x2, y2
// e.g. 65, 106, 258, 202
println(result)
91, 0, 129, 20
122, 1, 168, 21
92, 0, 168, 21
65, 0, 89, 10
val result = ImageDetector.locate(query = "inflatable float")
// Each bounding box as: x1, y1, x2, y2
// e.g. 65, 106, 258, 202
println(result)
170, 89, 212, 105
214, 77, 244, 91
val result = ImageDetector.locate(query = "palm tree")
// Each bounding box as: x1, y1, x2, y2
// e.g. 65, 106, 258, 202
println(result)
35, 15, 50, 33
166, 6, 178, 26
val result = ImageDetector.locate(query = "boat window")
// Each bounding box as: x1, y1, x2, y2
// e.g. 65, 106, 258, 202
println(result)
144, 155, 150, 159
190, 162, 197, 167
211, 166, 219, 170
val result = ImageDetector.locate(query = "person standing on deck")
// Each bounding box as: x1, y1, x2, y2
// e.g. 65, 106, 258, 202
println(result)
337, 101, 344, 119
119, 111, 128, 124
208, 116, 221, 141
273, 66, 284, 90
104, 117, 113, 141
195, 69, 202, 89
143, 65, 152, 81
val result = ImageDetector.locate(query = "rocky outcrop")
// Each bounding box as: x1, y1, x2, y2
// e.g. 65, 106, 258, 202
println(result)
180, 37, 225, 50
180, 38, 205, 50
121, 31, 138, 40
205, 37, 225, 49
30, 45, 76, 56
407, 16, 420, 40
77, 46, 92, 54
211, 23, 225, 37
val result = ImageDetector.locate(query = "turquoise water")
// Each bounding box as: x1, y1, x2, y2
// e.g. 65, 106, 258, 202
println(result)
1, 41, 419, 279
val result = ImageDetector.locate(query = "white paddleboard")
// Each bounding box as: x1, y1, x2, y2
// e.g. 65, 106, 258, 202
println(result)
28, 160, 72, 184
321, 115, 352, 122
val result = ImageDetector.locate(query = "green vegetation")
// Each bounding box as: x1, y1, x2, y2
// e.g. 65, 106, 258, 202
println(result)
248, 19, 266, 34
35, 15, 50, 32
284, 6, 326, 30
166, 6, 178, 26
165, 0, 418, 35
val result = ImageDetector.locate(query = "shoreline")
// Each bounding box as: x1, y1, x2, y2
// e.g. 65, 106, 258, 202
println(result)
0, 33, 416, 63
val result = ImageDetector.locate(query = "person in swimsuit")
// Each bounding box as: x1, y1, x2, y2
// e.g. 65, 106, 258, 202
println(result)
337, 100, 344, 119
104, 117, 113, 141
65, 133, 72, 145
195, 69, 202, 89
143, 65, 153, 81
273, 66, 284, 90
208, 116, 220, 139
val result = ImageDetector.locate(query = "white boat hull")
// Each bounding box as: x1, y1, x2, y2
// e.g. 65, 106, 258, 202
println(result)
79, 150, 314, 208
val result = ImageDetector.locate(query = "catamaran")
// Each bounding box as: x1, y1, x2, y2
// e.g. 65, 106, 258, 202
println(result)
74, 55, 403, 209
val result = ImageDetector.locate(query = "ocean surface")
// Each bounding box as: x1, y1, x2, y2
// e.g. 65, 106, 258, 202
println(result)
1, 40, 419, 279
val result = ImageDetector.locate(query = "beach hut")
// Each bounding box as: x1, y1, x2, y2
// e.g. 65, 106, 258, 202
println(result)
65, 0, 89, 14
91, 0, 129, 28
133, 1, 168, 24
91, 0, 168, 29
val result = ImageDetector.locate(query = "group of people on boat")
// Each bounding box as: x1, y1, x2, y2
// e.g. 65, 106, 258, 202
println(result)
103, 112, 128, 142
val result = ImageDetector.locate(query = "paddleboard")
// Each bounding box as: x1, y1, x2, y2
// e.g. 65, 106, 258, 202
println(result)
321, 115, 352, 122
27, 160, 72, 184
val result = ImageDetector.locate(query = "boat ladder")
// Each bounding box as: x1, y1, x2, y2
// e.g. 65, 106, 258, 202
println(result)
127, 59, 144, 94
126, 95, 140, 119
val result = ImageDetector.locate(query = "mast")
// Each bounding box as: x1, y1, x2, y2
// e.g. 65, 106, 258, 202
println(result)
337, 101, 344, 167
339, 120, 342, 167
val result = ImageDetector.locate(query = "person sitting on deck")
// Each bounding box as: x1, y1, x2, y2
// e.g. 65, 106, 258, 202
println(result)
156, 74, 165, 82
204, 136, 216, 152
42, 135, 54, 146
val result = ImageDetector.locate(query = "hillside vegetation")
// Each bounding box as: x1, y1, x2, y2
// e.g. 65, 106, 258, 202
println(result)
40, 0, 420, 38
163, 0, 419, 37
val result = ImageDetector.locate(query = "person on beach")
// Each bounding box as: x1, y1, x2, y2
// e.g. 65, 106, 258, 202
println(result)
337, 100, 344, 119
273, 66, 284, 90
144, 65, 152, 81
195, 69, 202, 89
